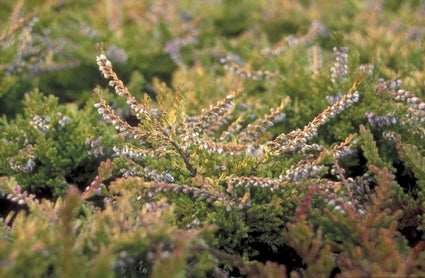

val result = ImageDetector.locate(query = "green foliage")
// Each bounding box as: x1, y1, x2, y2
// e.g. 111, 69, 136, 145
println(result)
396, 139, 425, 238
396, 139, 425, 182
0, 184, 218, 278
286, 165, 424, 277
358, 124, 395, 172
1, 0, 425, 277
0, 89, 115, 197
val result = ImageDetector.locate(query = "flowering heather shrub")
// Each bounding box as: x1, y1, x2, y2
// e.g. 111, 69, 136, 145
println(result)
1, 0, 425, 277
0, 89, 115, 198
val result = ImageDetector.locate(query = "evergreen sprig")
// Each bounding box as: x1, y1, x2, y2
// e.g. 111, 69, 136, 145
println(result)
396, 136, 425, 181
359, 124, 393, 171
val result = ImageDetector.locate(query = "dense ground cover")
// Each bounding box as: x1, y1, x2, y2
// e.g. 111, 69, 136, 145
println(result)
1, 0, 425, 277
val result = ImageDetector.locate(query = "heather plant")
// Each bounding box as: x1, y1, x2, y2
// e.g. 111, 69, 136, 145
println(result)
285, 133, 425, 277
90, 42, 365, 275
0, 89, 115, 198
0, 180, 223, 277
1, 0, 425, 277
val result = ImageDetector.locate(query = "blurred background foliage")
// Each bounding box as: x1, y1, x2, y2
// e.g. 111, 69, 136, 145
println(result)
1, 0, 423, 115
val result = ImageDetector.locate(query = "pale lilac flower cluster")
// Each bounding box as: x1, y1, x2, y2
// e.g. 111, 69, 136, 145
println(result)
330, 46, 349, 84
245, 144, 265, 157
222, 63, 278, 80
186, 93, 238, 134
106, 44, 128, 64
188, 102, 235, 134
148, 183, 232, 205
365, 112, 397, 127
91, 183, 105, 196
57, 112, 71, 127
79, 22, 99, 39
375, 78, 402, 94
96, 54, 114, 80
219, 53, 244, 66
299, 143, 324, 156
392, 89, 425, 111
94, 102, 118, 127
279, 163, 323, 183
27, 60, 78, 76
5, 16, 77, 76
7, 185, 37, 205
358, 64, 374, 76
239, 111, 287, 143
121, 165, 144, 178
273, 113, 287, 123
261, 20, 326, 57
8, 157, 36, 173
219, 121, 243, 142
204, 113, 235, 139
270, 90, 359, 153
142, 167, 174, 183
347, 173, 373, 212
144, 0, 178, 25
228, 163, 323, 190
190, 135, 246, 156
285, 35, 300, 47
113, 145, 158, 161
4, 17, 38, 76
220, 53, 277, 80
85, 137, 104, 158
228, 176, 281, 191
326, 174, 373, 216
164, 32, 198, 65
144, 201, 170, 212
333, 145, 355, 159
300, 20, 327, 44
382, 131, 397, 142
325, 194, 358, 215
30, 115, 50, 133
390, 89, 425, 137
326, 92, 343, 105
214, 164, 228, 172
185, 218, 202, 229
330, 164, 345, 180
271, 130, 307, 153
114, 251, 135, 269
389, 79, 403, 90
121, 166, 174, 183
23, 159, 35, 173
93, 99, 144, 141
324, 90, 359, 118
261, 35, 300, 56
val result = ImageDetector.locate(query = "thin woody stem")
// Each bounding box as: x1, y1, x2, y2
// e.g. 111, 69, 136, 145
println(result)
169, 137, 197, 177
